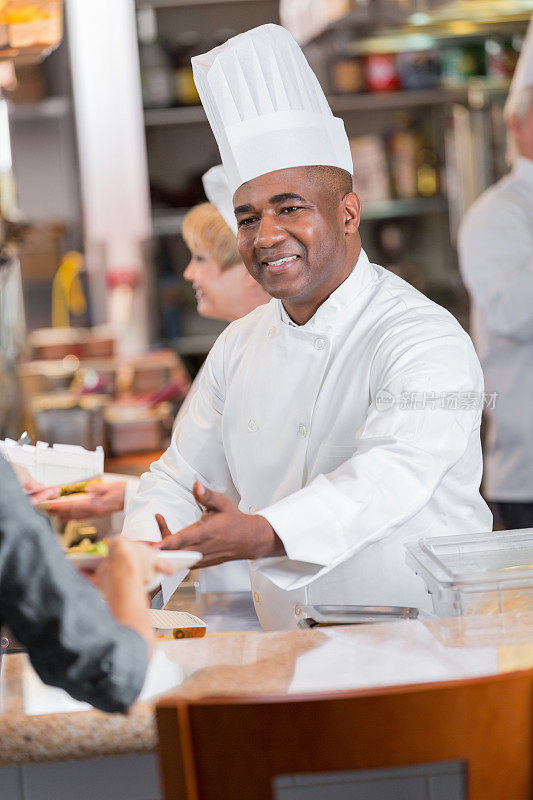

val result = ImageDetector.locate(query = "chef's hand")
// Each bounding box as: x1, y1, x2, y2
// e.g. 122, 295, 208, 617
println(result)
47, 481, 126, 520
154, 481, 286, 566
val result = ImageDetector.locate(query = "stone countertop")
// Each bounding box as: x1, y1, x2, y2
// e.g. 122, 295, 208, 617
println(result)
3, 594, 533, 767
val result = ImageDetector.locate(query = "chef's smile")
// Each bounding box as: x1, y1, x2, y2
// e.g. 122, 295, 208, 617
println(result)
261, 254, 300, 274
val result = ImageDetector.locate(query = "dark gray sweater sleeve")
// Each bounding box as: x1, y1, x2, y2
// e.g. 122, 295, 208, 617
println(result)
0, 458, 149, 713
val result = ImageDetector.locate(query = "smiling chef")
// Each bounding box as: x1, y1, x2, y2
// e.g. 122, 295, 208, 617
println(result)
122, 24, 492, 630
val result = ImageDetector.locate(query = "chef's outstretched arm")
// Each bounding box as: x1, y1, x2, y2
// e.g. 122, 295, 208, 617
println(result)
155, 481, 285, 565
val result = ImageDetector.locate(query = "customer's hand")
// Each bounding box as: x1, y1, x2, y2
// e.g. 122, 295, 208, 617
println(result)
92, 539, 175, 657
47, 481, 127, 520
11, 463, 61, 504
93, 538, 175, 593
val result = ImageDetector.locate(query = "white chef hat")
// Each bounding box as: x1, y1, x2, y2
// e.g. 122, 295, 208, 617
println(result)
192, 23, 353, 197
508, 15, 533, 99
202, 165, 237, 235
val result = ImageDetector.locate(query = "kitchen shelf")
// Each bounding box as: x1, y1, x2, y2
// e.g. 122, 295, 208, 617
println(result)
329, 88, 469, 114
137, 0, 267, 7
8, 96, 70, 123
145, 88, 473, 129
151, 197, 447, 238
144, 105, 206, 126
362, 196, 447, 221
152, 208, 191, 236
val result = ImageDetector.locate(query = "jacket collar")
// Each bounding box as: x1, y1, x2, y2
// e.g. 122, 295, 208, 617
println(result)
278, 248, 376, 333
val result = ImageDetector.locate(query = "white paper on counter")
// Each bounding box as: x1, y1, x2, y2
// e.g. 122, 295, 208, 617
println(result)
288, 621, 498, 696
21, 645, 187, 716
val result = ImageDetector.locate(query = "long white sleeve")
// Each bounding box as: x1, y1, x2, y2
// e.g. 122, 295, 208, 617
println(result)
459, 189, 533, 342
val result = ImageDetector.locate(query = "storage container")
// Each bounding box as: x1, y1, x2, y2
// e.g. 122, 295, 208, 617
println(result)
406, 530, 533, 618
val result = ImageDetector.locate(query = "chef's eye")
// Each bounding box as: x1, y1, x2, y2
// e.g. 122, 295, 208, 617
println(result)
238, 216, 258, 228
279, 205, 303, 215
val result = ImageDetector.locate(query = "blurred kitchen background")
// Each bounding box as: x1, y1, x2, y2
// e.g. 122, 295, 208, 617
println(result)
0, 0, 529, 461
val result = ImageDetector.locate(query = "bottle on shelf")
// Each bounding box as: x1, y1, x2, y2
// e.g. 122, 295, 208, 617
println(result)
388, 112, 420, 199
417, 147, 439, 198
172, 31, 202, 106
137, 7, 174, 110
327, 29, 365, 95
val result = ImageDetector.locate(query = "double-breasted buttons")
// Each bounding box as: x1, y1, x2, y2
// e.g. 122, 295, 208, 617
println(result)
253, 591, 262, 604
248, 419, 258, 432
249, 504, 258, 514
267, 325, 277, 338
298, 424, 308, 438
313, 337, 326, 351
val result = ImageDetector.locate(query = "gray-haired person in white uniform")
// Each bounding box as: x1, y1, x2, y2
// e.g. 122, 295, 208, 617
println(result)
459, 16, 533, 530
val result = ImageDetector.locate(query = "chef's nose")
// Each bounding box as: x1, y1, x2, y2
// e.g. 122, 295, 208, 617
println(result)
254, 211, 286, 249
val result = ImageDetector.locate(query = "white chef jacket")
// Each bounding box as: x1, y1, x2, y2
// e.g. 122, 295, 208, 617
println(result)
123, 249, 492, 630
458, 156, 533, 501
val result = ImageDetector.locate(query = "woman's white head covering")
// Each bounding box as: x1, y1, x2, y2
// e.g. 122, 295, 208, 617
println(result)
192, 24, 353, 197
202, 165, 237, 235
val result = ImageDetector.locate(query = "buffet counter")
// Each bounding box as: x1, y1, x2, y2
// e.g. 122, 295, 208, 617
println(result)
2, 596, 533, 799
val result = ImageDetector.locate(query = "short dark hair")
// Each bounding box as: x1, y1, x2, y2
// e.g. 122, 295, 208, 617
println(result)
305, 165, 353, 198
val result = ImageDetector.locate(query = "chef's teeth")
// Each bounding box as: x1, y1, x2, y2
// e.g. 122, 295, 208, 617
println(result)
269, 256, 297, 267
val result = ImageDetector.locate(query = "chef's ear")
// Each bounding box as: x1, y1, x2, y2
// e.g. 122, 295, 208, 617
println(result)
343, 191, 361, 234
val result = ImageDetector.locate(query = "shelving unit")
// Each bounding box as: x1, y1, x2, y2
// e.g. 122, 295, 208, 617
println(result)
8, 96, 70, 123
138, 0, 271, 6
143, 88, 474, 129
144, 104, 205, 126
139, 0, 522, 352
151, 196, 447, 239
362, 196, 447, 221
152, 207, 191, 236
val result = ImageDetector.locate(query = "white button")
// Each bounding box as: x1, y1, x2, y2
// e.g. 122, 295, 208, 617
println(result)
267, 325, 277, 338
314, 337, 326, 351
298, 424, 307, 438
295, 605, 303, 617
249, 505, 258, 514
248, 419, 258, 432
253, 591, 262, 605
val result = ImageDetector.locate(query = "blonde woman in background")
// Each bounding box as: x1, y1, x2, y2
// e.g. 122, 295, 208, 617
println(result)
161, 168, 270, 594
182, 201, 269, 324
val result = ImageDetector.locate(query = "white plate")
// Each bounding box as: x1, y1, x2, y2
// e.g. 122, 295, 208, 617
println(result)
145, 550, 202, 593
155, 550, 202, 570
66, 552, 106, 571
66, 549, 202, 578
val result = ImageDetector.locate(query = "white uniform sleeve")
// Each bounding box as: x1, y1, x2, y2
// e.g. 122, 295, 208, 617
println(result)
259, 323, 485, 589
458, 196, 533, 341
121, 332, 234, 544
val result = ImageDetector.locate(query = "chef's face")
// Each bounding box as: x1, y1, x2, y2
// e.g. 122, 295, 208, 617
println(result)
233, 166, 360, 315
184, 250, 245, 322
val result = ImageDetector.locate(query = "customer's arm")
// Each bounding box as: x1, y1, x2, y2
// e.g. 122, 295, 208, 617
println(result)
0, 457, 150, 713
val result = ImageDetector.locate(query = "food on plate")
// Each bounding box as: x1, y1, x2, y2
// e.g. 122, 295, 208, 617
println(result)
59, 478, 102, 496
67, 538, 109, 556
